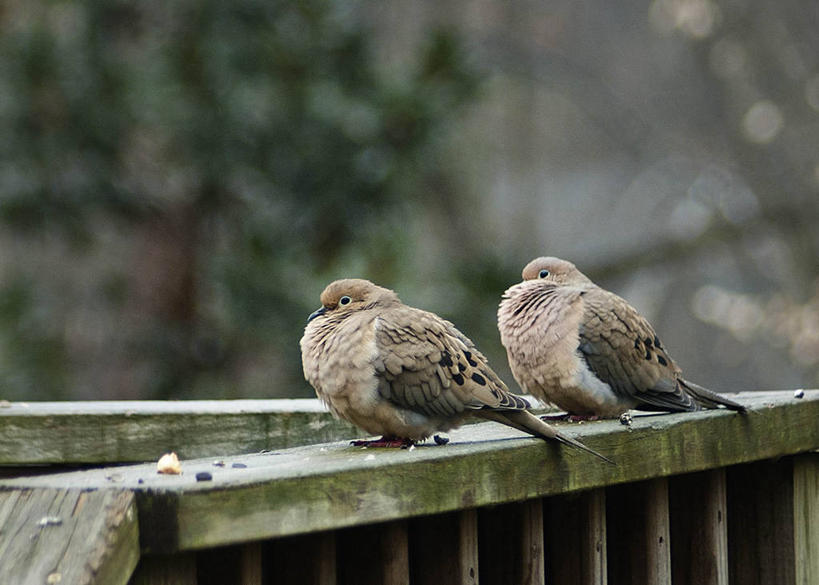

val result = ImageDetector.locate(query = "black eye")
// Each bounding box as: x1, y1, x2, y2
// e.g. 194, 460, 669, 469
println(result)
339, 295, 352, 306
538, 269, 550, 278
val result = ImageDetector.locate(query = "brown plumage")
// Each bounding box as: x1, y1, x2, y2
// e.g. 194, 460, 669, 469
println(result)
498, 257, 746, 417
300, 278, 610, 461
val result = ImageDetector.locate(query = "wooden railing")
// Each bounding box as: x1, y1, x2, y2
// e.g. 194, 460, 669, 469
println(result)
0, 390, 817, 585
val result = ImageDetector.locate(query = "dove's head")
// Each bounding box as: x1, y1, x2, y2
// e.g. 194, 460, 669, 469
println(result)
521, 257, 593, 286
307, 279, 400, 322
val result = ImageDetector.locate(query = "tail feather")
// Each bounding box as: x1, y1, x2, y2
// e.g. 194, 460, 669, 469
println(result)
682, 380, 747, 413
477, 410, 614, 464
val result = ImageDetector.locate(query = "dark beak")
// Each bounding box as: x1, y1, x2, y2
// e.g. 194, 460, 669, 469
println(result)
307, 306, 326, 323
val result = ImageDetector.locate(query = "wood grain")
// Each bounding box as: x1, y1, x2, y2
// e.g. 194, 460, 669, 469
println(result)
545, 488, 607, 585
794, 453, 819, 585
337, 521, 409, 585
727, 459, 795, 585
669, 468, 728, 585
0, 399, 359, 464
606, 478, 671, 585
478, 499, 545, 585
265, 531, 336, 585
409, 509, 479, 585
0, 488, 139, 585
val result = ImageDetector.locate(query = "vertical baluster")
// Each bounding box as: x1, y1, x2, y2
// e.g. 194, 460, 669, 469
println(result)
669, 468, 728, 585
606, 478, 670, 585
239, 542, 262, 585
409, 509, 478, 585
130, 553, 197, 585
478, 499, 545, 585
793, 453, 819, 585
266, 531, 336, 585
336, 521, 409, 585
545, 488, 607, 585
727, 459, 796, 585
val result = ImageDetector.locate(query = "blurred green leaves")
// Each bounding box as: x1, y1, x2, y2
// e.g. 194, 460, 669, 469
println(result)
0, 0, 478, 398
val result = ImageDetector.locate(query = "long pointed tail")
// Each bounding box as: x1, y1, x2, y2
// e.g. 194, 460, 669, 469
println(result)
681, 379, 747, 413
477, 410, 614, 464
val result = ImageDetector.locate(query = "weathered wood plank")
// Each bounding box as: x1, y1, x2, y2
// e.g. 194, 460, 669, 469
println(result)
337, 521, 409, 585
478, 499, 545, 585
794, 453, 819, 585
727, 459, 796, 585
669, 468, 728, 585
545, 488, 607, 585
409, 509, 478, 585
0, 487, 139, 585
129, 554, 197, 585
0, 399, 359, 465
0, 391, 816, 553
0, 398, 551, 466
606, 478, 671, 585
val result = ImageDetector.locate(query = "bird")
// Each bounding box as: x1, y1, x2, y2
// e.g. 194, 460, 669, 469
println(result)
300, 278, 611, 462
497, 257, 746, 418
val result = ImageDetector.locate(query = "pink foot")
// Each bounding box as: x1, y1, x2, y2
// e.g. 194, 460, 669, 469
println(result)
351, 436, 415, 448
540, 413, 601, 422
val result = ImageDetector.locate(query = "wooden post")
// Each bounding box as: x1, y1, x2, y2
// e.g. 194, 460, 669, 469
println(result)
265, 531, 336, 585
727, 459, 796, 585
793, 454, 818, 585
669, 468, 728, 585
606, 478, 671, 585
409, 509, 478, 585
336, 521, 409, 585
545, 488, 607, 585
478, 499, 545, 585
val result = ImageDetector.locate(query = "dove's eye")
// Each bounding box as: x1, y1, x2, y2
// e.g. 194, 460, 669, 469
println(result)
538, 269, 550, 278
339, 295, 352, 306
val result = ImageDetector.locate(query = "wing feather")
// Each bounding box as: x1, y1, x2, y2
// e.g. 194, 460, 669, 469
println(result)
578, 288, 698, 412
374, 308, 530, 418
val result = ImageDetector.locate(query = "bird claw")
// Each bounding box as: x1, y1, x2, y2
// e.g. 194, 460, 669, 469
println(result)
351, 436, 415, 448
433, 434, 450, 445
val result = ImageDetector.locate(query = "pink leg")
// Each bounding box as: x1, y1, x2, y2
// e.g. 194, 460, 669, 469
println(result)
350, 436, 415, 448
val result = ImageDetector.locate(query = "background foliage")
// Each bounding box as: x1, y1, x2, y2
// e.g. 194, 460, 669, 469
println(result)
1, 0, 817, 401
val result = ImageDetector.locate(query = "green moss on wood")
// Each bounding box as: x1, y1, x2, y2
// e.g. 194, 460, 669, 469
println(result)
0, 391, 816, 553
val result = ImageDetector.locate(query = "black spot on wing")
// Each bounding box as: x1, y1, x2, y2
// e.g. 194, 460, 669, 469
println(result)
439, 351, 454, 368
452, 373, 465, 386
657, 355, 668, 366
463, 351, 478, 367
471, 373, 486, 386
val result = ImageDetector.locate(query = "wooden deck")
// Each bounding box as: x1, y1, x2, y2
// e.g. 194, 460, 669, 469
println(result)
0, 390, 817, 584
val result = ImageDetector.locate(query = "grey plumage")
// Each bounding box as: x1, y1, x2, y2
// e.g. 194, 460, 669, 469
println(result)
301, 278, 610, 462
498, 257, 746, 417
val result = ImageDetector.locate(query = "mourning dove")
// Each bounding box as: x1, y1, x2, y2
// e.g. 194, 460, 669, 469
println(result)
498, 257, 746, 418
300, 278, 611, 462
